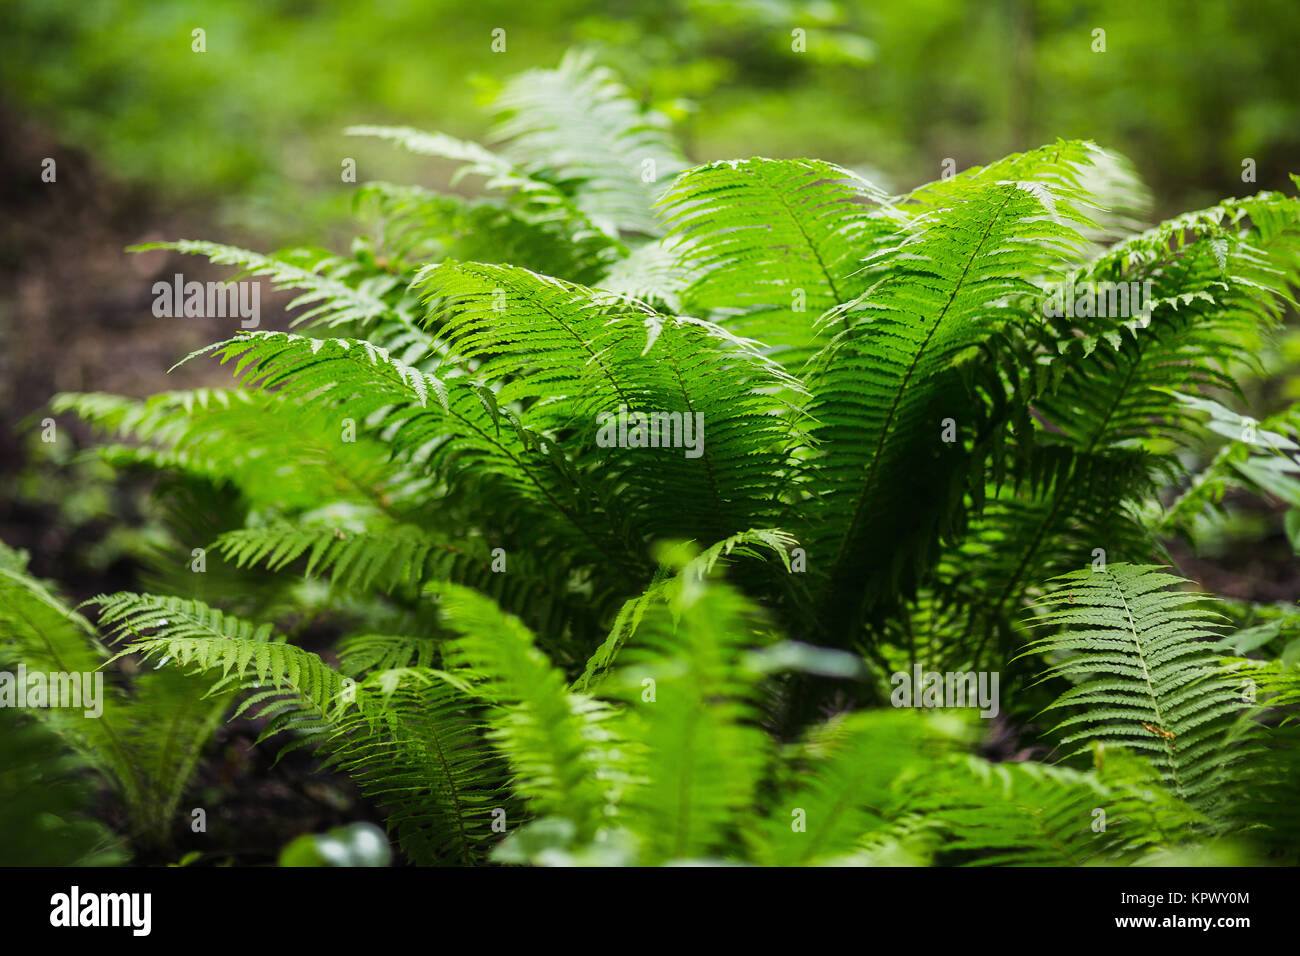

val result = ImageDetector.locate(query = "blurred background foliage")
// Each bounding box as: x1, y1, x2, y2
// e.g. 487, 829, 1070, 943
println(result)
4, 0, 1299, 239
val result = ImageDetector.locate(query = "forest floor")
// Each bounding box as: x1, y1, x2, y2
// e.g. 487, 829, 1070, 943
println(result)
0, 104, 387, 865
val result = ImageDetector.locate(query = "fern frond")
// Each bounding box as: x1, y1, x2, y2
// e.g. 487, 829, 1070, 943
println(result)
575, 529, 798, 692
490, 49, 687, 236
0, 708, 127, 866
0, 558, 229, 848
661, 157, 897, 366
595, 237, 690, 312
1025, 564, 1256, 814
189, 330, 650, 587
93, 591, 503, 864
217, 520, 609, 651
132, 239, 421, 339
51, 389, 408, 514
336, 632, 439, 676
217, 522, 480, 595
354, 180, 618, 284
748, 710, 955, 865
431, 582, 620, 843
598, 565, 772, 863
417, 261, 804, 543
800, 144, 1093, 640
917, 750, 1200, 866
933, 187, 1300, 652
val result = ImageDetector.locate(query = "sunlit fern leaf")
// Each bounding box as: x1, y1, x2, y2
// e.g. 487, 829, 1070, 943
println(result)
345, 124, 608, 245
1220, 656, 1300, 712
598, 562, 772, 863
1072, 146, 1152, 247
415, 259, 656, 417
660, 157, 898, 368
217, 522, 481, 595
416, 261, 804, 543
900, 139, 1100, 233
353, 181, 618, 284
216, 521, 610, 651
596, 237, 690, 313
181, 330, 650, 587
344, 125, 517, 180
1025, 564, 1258, 816
799, 148, 1093, 642
490, 49, 687, 237
131, 239, 421, 337
51, 389, 408, 514
95, 593, 277, 652
431, 582, 620, 843
337, 633, 439, 677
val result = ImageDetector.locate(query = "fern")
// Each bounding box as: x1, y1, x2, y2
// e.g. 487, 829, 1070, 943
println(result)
0, 708, 127, 866
660, 157, 897, 367
34, 51, 1300, 867
93, 591, 504, 864
595, 554, 773, 863
432, 582, 619, 843
797, 144, 1095, 639
916, 750, 1200, 866
0, 548, 230, 851
1024, 564, 1256, 816
747, 709, 956, 866
490, 49, 687, 237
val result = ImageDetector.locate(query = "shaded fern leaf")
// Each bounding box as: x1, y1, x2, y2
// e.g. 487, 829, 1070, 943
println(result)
574, 528, 798, 693
917, 752, 1199, 866
92, 592, 503, 864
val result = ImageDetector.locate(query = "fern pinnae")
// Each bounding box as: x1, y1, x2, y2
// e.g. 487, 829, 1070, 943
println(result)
661, 157, 900, 371
1026, 564, 1253, 815
93, 592, 503, 863
132, 239, 419, 338
491, 49, 687, 237
430, 582, 619, 842
803, 158, 1091, 640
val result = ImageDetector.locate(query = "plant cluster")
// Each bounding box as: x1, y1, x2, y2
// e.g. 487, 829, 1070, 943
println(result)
5, 51, 1300, 866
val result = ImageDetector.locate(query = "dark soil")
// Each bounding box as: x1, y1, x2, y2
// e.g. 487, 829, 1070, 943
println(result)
0, 102, 388, 865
